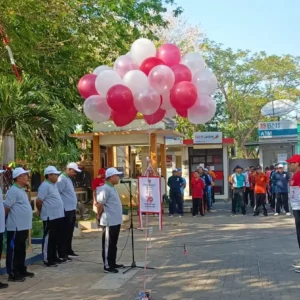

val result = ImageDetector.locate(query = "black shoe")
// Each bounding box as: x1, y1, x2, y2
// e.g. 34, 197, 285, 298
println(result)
0, 282, 9, 289
60, 256, 72, 262
104, 267, 119, 274
114, 264, 124, 269
263, 213, 268, 217
253, 213, 259, 216
8, 274, 26, 282
55, 258, 68, 264
44, 262, 59, 267
68, 252, 79, 258
20, 271, 35, 278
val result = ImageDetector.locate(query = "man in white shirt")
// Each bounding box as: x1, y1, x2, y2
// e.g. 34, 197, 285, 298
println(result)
0, 169, 9, 289
97, 168, 123, 274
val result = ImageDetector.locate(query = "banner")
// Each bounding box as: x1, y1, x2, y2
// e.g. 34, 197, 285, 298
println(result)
138, 176, 162, 230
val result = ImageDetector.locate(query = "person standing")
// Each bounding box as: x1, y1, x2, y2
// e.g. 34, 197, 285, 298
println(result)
243, 168, 250, 206
269, 165, 277, 210
97, 167, 124, 273
207, 167, 217, 203
0, 169, 9, 289
253, 166, 269, 216
198, 167, 212, 212
204, 168, 213, 209
177, 168, 186, 203
248, 166, 256, 208
191, 171, 205, 216
167, 169, 184, 217
272, 164, 291, 216
92, 168, 106, 229
57, 162, 82, 259
231, 165, 246, 216
36, 166, 65, 267
4, 167, 34, 282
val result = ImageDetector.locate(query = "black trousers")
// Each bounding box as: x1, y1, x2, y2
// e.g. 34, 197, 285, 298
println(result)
102, 224, 121, 268
0, 232, 3, 263
169, 191, 183, 215
249, 190, 255, 208
203, 191, 210, 212
43, 218, 64, 264
294, 210, 300, 249
58, 210, 76, 258
270, 193, 276, 209
276, 193, 289, 214
192, 198, 204, 216
254, 193, 267, 215
232, 188, 246, 215
244, 187, 251, 206
211, 187, 215, 203
6, 230, 28, 275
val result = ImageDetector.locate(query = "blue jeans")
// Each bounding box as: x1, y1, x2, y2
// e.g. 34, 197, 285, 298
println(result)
169, 191, 183, 215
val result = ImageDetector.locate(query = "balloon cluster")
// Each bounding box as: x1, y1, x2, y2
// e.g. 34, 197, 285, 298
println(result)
78, 38, 217, 126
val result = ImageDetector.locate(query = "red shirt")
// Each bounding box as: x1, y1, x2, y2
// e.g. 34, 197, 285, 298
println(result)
254, 172, 269, 194
191, 177, 205, 198
92, 178, 105, 190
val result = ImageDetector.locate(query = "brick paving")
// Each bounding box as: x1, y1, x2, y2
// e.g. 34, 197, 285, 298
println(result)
1, 202, 300, 300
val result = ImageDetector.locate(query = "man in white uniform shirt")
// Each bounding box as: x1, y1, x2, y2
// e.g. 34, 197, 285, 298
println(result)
57, 162, 81, 260
4, 167, 34, 282
97, 167, 123, 274
0, 169, 9, 289
36, 166, 65, 267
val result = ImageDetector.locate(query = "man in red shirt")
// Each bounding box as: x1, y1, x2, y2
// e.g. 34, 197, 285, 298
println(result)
286, 155, 300, 271
191, 171, 205, 216
92, 168, 106, 228
253, 166, 269, 216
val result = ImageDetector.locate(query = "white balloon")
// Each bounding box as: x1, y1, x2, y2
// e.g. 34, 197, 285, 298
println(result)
123, 70, 149, 95
83, 95, 111, 122
93, 65, 112, 76
165, 108, 177, 118
95, 70, 123, 96
193, 69, 218, 95
188, 95, 216, 124
148, 65, 175, 94
160, 92, 173, 110
133, 87, 161, 115
181, 52, 206, 75
130, 38, 156, 66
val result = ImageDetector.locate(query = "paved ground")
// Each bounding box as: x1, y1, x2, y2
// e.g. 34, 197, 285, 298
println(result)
1, 202, 300, 300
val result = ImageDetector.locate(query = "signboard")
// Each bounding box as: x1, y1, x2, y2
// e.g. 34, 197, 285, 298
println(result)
138, 176, 162, 230
165, 137, 183, 145
193, 132, 223, 144
277, 153, 287, 162
258, 121, 297, 139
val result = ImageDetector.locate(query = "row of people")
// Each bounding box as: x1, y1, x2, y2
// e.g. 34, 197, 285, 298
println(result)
0, 163, 81, 288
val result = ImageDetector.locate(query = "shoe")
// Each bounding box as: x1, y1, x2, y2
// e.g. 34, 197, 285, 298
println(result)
274, 213, 279, 216
55, 258, 68, 264
68, 252, 79, 258
104, 267, 118, 273
44, 262, 59, 267
231, 214, 236, 217
193, 215, 197, 217
286, 212, 291, 216
263, 213, 268, 217
179, 215, 183, 218
295, 269, 300, 273
168, 214, 174, 217
20, 271, 35, 278
60, 256, 72, 262
8, 274, 26, 282
114, 264, 124, 269
0, 282, 9, 289
292, 263, 300, 269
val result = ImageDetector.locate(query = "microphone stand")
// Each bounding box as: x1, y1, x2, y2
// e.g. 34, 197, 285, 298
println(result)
121, 180, 155, 274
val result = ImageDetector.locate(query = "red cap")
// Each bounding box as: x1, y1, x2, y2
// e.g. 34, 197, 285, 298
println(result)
98, 168, 106, 176
286, 154, 300, 163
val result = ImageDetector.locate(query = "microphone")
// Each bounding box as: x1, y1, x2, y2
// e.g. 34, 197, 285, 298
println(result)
120, 180, 131, 184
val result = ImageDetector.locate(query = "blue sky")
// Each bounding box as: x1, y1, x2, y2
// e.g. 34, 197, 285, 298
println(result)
174, 0, 300, 56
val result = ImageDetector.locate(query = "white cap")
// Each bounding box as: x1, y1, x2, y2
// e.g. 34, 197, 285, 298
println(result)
105, 167, 123, 178
172, 169, 178, 172
204, 168, 208, 171
277, 163, 284, 168
66, 162, 82, 173
44, 166, 61, 175
0, 169, 5, 174
13, 167, 30, 179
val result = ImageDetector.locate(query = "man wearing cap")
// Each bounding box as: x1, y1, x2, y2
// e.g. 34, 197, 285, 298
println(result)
271, 164, 291, 216
36, 166, 65, 267
231, 165, 246, 216
4, 167, 34, 282
57, 162, 82, 259
97, 167, 123, 273
0, 169, 9, 289
286, 154, 300, 271
168, 169, 185, 217
253, 166, 269, 216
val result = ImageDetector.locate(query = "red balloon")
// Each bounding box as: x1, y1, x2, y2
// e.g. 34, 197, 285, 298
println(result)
77, 74, 98, 99
107, 84, 134, 112
144, 108, 166, 125
170, 81, 197, 110
156, 44, 181, 67
171, 64, 192, 84
176, 109, 188, 118
140, 57, 165, 76
111, 108, 137, 127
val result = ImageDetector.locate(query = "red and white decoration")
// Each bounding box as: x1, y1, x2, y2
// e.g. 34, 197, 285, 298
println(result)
138, 176, 162, 231
78, 38, 218, 126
